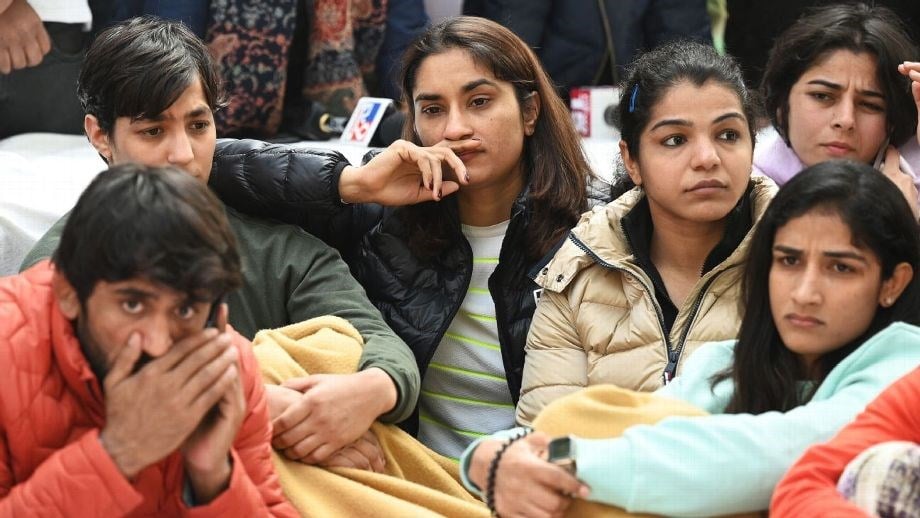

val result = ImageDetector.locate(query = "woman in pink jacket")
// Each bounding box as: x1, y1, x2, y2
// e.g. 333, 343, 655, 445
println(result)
755, 3, 920, 215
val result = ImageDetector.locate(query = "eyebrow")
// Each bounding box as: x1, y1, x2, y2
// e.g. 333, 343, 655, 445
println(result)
806, 79, 885, 100
773, 245, 869, 263
130, 105, 212, 124
414, 78, 499, 103
114, 286, 209, 308
113, 287, 158, 299
648, 112, 746, 132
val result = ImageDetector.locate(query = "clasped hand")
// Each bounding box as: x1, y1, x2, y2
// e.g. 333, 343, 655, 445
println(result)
100, 324, 245, 503
266, 370, 394, 471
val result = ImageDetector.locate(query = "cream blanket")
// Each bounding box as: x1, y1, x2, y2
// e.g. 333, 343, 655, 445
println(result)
253, 315, 488, 517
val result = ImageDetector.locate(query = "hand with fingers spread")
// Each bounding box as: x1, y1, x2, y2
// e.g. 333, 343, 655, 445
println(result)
319, 430, 387, 473
879, 145, 920, 219
0, 0, 51, 75
470, 432, 589, 518
99, 326, 242, 501
270, 368, 397, 465
338, 139, 478, 205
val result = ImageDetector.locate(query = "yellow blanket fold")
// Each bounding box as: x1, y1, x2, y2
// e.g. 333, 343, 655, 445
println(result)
253, 316, 488, 517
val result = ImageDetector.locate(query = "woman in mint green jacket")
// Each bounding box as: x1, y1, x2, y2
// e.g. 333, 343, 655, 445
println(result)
460, 160, 920, 517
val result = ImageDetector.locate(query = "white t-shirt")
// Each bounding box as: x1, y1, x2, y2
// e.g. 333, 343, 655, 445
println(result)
417, 220, 516, 460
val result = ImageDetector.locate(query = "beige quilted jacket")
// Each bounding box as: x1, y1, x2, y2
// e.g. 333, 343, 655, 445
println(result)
516, 176, 776, 425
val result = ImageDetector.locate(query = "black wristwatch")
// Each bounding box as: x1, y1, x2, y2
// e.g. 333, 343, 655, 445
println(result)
547, 435, 577, 474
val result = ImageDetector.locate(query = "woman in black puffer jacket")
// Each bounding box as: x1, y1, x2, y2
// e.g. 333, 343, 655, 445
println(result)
210, 17, 603, 459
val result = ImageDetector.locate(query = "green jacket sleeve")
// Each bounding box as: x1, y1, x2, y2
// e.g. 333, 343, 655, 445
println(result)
19, 214, 69, 272
282, 229, 420, 423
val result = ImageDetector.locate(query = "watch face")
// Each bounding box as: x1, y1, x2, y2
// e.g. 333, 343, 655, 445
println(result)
548, 437, 572, 461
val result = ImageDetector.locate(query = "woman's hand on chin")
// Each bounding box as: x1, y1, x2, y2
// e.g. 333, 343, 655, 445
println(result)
339, 139, 478, 206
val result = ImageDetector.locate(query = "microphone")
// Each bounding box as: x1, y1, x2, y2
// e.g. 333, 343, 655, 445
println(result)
282, 100, 404, 146
369, 109, 405, 147
603, 104, 618, 127
569, 86, 620, 139
301, 102, 349, 139
315, 111, 349, 137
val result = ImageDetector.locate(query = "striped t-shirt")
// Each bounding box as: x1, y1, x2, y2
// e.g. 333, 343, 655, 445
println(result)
417, 220, 516, 460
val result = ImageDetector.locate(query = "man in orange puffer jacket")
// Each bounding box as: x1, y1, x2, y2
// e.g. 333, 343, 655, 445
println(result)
0, 163, 297, 517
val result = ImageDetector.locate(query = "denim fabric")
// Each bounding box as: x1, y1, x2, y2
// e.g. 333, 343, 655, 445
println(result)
0, 23, 87, 138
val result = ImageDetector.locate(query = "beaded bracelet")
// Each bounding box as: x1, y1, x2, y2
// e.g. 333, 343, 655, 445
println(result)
485, 429, 533, 517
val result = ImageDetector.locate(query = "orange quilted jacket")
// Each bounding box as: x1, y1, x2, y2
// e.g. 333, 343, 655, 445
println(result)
0, 261, 298, 517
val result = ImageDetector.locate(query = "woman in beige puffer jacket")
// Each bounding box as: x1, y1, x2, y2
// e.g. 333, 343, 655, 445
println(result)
516, 41, 779, 426
517, 176, 776, 425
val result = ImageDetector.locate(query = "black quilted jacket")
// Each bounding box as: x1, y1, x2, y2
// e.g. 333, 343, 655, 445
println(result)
209, 139, 544, 433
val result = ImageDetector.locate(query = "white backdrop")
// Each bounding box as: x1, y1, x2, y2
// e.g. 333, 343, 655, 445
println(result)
0, 133, 617, 276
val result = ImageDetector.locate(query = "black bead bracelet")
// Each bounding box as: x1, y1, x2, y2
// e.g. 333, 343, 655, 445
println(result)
485, 429, 532, 517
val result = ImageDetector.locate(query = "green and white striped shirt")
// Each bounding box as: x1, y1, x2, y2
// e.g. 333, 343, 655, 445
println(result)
418, 220, 516, 460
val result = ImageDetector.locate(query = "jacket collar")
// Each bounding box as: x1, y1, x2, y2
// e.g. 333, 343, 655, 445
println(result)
752, 128, 806, 186
621, 182, 754, 279
536, 175, 777, 292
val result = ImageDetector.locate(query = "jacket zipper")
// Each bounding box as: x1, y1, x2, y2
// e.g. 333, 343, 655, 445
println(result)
568, 234, 724, 385
666, 274, 719, 382
568, 234, 674, 383
489, 267, 517, 402
667, 182, 757, 379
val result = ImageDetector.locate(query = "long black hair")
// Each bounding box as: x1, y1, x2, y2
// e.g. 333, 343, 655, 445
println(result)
398, 16, 593, 261
715, 160, 920, 414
